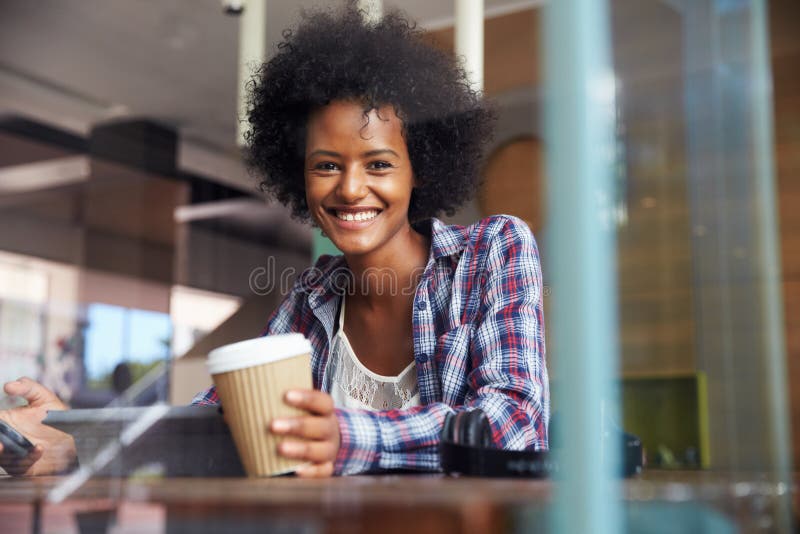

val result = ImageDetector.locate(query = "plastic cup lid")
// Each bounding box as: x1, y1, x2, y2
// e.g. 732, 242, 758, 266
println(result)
206, 333, 312, 375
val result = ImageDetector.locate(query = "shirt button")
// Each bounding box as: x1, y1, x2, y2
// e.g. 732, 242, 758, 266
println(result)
418, 353, 429, 363
416, 299, 427, 311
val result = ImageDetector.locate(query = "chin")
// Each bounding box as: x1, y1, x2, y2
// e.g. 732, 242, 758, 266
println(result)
330, 237, 377, 257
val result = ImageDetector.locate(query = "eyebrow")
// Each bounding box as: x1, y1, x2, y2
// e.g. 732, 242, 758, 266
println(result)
307, 149, 400, 159
363, 149, 400, 158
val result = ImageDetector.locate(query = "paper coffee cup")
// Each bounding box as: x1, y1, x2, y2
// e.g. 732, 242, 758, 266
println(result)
207, 333, 312, 477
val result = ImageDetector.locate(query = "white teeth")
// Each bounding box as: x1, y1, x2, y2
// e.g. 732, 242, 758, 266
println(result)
336, 210, 378, 222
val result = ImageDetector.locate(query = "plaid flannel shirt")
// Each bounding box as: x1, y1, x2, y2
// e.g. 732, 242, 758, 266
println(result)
192, 215, 549, 475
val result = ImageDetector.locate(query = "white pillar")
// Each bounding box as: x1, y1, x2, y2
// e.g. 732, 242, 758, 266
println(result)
357, 0, 383, 24
237, 0, 267, 147
454, 0, 484, 92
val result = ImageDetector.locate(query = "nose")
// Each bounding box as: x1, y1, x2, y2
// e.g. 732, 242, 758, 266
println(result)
336, 164, 368, 203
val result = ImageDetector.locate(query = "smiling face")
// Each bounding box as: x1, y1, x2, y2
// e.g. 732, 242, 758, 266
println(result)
304, 100, 416, 258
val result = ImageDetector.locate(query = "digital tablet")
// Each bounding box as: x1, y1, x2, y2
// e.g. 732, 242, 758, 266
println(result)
43, 405, 245, 477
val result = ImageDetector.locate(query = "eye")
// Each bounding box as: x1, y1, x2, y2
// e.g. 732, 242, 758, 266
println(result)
367, 160, 394, 170
313, 161, 339, 172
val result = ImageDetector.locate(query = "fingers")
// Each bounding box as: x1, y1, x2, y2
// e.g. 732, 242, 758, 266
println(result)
284, 389, 334, 415
277, 439, 338, 464
294, 461, 334, 478
3, 377, 64, 409
270, 415, 337, 441
275, 390, 339, 478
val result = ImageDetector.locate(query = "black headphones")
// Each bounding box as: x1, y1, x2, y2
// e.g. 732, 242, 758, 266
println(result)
440, 409, 643, 478
440, 409, 554, 478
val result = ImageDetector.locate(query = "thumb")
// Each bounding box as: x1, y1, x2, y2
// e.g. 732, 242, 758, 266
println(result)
4, 377, 65, 409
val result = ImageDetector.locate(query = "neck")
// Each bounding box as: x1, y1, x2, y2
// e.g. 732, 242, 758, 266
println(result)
343, 223, 430, 307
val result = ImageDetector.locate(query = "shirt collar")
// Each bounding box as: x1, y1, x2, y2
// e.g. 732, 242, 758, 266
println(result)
306, 255, 347, 309
306, 218, 467, 309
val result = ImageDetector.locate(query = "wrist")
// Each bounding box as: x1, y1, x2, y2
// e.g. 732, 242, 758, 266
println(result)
332, 408, 382, 475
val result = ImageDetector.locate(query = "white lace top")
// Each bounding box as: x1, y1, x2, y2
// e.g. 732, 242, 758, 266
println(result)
328, 297, 421, 411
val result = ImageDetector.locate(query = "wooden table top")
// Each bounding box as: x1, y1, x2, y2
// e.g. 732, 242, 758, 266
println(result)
0, 470, 791, 506
0, 471, 794, 534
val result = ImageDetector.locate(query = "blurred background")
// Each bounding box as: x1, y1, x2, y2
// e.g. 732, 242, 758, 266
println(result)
0, 0, 797, 487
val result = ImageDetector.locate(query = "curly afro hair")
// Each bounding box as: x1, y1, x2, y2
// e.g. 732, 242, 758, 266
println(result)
244, 3, 495, 223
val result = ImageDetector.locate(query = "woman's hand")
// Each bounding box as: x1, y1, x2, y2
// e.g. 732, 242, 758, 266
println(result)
0, 377, 76, 476
269, 389, 340, 478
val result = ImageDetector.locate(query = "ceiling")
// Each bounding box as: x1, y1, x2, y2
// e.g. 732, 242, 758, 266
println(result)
0, 0, 540, 187
0, 0, 541, 262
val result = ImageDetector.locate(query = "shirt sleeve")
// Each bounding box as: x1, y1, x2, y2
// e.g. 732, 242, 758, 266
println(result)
333, 216, 549, 475
191, 387, 220, 406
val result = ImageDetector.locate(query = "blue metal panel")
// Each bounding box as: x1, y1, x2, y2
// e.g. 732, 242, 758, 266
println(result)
543, 0, 621, 532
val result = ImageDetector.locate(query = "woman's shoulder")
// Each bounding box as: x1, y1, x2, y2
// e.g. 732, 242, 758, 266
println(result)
430, 215, 539, 277
430, 214, 535, 251
468, 214, 534, 237
459, 214, 539, 255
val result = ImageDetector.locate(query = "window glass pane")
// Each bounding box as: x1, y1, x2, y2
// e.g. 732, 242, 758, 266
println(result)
0, 2, 794, 532
83, 303, 125, 386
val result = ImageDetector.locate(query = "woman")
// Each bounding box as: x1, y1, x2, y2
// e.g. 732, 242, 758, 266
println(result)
0, 5, 548, 478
